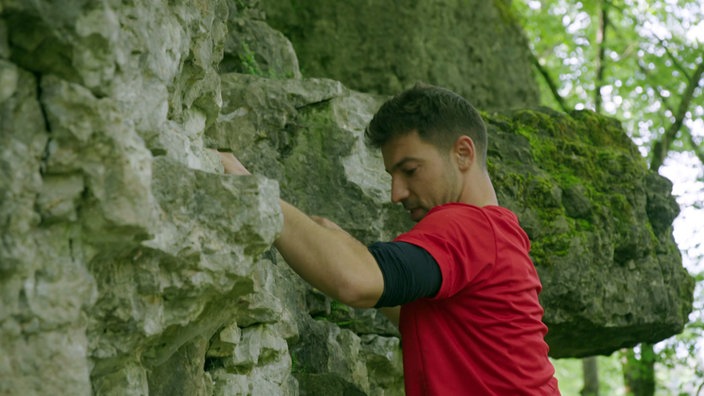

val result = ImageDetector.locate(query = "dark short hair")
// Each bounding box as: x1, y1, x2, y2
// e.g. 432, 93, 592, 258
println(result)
365, 83, 488, 167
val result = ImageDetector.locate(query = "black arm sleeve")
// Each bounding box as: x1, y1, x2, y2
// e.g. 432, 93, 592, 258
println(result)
368, 241, 442, 308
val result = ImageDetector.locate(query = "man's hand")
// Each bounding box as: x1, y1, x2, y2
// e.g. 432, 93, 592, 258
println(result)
213, 150, 251, 175
210, 149, 384, 309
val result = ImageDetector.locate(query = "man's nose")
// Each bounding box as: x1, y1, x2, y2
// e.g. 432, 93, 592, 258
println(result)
390, 177, 409, 204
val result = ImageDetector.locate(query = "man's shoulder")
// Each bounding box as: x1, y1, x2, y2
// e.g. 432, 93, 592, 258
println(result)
426, 203, 517, 222
411, 203, 497, 235
420, 204, 525, 242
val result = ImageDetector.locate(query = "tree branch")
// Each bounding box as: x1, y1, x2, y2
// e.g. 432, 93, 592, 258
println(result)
529, 50, 571, 113
594, 0, 609, 113
650, 60, 704, 171
684, 128, 704, 165
652, 34, 692, 81
637, 60, 674, 111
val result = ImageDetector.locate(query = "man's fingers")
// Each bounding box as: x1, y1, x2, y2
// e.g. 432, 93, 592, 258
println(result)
211, 149, 251, 175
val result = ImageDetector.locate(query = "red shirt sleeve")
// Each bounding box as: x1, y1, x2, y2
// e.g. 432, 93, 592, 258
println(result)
393, 203, 497, 299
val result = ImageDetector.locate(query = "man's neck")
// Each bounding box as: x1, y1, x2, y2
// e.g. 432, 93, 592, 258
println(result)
462, 171, 498, 207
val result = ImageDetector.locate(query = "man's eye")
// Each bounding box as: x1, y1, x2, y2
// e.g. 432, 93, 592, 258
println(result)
403, 168, 417, 176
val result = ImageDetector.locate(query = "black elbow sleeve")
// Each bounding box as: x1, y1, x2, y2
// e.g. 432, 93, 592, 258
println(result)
368, 241, 442, 308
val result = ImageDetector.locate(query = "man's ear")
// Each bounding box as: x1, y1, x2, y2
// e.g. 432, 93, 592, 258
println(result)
454, 135, 475, 171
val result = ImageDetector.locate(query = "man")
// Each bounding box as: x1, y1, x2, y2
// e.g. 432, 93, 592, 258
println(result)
217, 84, 560, 395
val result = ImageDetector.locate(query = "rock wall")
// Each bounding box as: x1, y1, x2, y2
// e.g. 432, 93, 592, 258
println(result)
260, 0, 540, 111
0, 1, 693, 395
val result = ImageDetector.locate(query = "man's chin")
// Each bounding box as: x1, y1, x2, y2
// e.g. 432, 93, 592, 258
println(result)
409, 208, 426, 222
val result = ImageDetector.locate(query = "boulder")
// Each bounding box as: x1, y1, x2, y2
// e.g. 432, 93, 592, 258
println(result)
260, 0, 540, 111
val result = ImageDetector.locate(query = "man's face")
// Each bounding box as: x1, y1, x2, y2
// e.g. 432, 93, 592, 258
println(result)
381, 131, 462, 222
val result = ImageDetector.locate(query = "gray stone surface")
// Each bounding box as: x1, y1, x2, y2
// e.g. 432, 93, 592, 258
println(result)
0, 0, 694, 395
220, 0, 301, 79
260, 0, 540, 111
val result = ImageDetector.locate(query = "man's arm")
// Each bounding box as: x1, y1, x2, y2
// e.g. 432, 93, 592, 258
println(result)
215, 151, 384, 308
276, 200, 384, 308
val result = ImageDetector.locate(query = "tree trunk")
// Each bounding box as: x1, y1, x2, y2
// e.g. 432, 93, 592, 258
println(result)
581, 356, 599, 396
594, 0, 608, 114
623, 343, 655, 396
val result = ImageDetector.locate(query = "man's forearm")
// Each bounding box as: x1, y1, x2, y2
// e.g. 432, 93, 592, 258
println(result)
274, 200, 384, 308
213, 151, 383, 308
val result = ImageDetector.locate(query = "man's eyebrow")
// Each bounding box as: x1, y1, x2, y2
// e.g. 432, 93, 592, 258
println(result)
385, 157, 420, 174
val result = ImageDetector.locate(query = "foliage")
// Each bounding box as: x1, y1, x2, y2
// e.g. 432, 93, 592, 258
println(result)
513, 0, 703, 167
512, 0, 704, 394
552, 355, 626, 395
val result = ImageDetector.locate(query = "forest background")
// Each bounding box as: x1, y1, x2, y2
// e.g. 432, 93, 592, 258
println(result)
512, 0, 703, 394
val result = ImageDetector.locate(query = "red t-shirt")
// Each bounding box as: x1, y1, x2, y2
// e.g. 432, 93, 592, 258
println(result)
395, 203, 560, 395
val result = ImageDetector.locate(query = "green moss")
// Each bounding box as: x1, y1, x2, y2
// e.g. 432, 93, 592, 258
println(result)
492, 0, 521, 27
488, 108, 651, 267
532, 232, 572, 259
576, 218, 593, 232
238, 41, 263, 76
314, 300, 360, 328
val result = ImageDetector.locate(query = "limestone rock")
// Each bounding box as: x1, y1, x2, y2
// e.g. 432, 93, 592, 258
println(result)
260, 0, 539, 110
1, 1, 284, 395
220, 0, 301, 79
